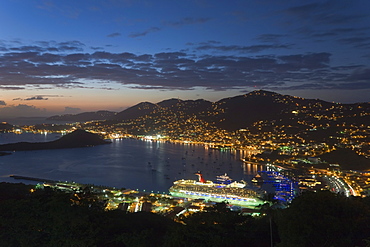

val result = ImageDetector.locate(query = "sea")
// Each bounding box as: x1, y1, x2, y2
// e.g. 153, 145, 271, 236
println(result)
0, 133, 263, 193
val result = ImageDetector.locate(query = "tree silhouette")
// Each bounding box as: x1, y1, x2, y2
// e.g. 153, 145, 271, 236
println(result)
275, 190, 370, 247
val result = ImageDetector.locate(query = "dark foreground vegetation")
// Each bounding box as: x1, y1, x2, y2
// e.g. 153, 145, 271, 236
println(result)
0, 182, 370, 247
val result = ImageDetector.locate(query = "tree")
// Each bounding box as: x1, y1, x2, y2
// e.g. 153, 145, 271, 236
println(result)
275, 190, 370, 247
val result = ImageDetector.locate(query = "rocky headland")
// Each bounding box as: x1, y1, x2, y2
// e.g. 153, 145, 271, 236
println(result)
0, 129, 111, 151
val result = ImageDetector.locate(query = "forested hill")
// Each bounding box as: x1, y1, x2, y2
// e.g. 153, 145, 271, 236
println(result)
0, 129, 110, 151
46, 90, 370, 132
319, 148, 370, 170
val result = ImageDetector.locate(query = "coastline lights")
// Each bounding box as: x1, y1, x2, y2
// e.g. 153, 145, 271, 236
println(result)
144, 134, 165, 140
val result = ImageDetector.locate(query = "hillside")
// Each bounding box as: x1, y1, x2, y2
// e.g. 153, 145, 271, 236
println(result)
113, 90, 370, 132
319, 148, 370, 170
44, 90, 370, 134
0, 122, 13, 132
112, 102, 158, 121
0, 129, 110, 151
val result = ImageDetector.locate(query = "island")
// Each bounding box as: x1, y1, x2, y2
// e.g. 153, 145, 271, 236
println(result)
0, 129, 111, 151
0, 151, 11, 156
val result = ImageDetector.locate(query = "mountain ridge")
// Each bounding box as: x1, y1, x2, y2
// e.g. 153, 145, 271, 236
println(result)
0, 129, 111, 151
45, 90, 370, 132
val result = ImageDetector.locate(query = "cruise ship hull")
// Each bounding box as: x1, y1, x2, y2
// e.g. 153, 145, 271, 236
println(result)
169, 178, 266, 208
170, 189, 265, 208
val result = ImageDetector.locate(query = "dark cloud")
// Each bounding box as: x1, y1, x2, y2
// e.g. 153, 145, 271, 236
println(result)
0, 40, 369, 92
0, 86, 25, 90
266, 83, 337, 90
9, 46, 46, 52
347, 67, 370, 82
58, 45, 84, 52
316, 13, 366, 25
128, 85, 170, 90
129, 27, 161, 38
55, 41, 85, 52
336, 82, 370, 90
154, 52, 187, 60
13, 95, 62, 101
107, 32, 121, 38
0, 104, 47, 117
333, 27, 370, 34
312, 27, 370, 39
271, 81, 370, 91
195, 43, 291, 53
277, 1, 370, 50
282, 1, 367, 27
5, 40, 85, 54
0, 100, 6, 106
279, 53, 330, 70
90, 46, 103, 50
283, 2, 320, 18
339, 37, 370, 49
255, 34, 285, 43
37, 1, 80, 19
25, 96, 48, 101
163, 17, 211, 27
198, 40, 221, 45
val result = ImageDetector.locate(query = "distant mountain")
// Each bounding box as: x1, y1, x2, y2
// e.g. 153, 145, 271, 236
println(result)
207, 90, 335, 130
112, 98, 213, 121
209, 91, 290, 130
157, 98, 212, 115
44, 90, 370, 132
47, 111, 116, 122
0, 129, 110, 151
113, 90, 369, 131
112, 102, 158, 121
0, 122, 13, 131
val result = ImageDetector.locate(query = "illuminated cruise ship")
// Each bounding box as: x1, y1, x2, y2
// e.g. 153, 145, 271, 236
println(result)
169, 173, 266, 208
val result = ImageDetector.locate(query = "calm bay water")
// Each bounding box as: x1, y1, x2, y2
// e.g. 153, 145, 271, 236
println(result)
0, 133, 262, 193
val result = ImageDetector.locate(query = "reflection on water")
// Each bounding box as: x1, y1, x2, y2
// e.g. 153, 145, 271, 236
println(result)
0, 133, 262, 193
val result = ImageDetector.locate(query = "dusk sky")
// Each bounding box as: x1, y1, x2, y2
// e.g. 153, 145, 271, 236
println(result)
1, 0, 370, 118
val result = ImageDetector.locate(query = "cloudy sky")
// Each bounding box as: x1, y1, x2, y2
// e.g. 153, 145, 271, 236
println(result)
0, 0, 369, 118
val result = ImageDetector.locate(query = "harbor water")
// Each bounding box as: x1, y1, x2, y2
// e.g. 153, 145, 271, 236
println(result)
0, 133, 263, 193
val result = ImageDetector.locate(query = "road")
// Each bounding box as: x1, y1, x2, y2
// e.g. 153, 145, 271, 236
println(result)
322, 175, 355, 197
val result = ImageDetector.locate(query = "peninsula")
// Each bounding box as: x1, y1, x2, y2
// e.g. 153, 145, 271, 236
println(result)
0, 129, 111, 151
